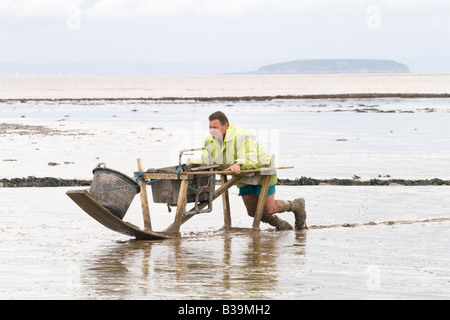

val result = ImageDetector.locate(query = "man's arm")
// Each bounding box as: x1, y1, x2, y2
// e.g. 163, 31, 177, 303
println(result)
234, 135, 261, 170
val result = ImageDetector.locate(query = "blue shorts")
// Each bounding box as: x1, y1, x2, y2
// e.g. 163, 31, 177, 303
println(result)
238, 184, 276, 197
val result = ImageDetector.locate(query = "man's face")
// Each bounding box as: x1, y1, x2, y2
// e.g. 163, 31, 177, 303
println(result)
209, 119, 228, 140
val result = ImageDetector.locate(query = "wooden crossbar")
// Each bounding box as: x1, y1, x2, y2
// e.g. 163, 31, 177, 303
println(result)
175, 166, 293, 176
141, 166, 293, 180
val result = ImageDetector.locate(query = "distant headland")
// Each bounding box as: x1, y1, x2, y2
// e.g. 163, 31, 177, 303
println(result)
235, 59, 411, 75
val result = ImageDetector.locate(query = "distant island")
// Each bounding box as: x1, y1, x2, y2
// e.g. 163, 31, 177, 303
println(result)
239, 59, 411, 75
0, 58, 414, 76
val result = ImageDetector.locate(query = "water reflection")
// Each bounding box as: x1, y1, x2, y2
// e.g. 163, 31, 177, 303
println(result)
81, 229, 307, 299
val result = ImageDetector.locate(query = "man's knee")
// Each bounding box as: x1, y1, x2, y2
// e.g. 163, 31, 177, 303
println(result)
244, 197, 277, 215
263, 203, 276, 215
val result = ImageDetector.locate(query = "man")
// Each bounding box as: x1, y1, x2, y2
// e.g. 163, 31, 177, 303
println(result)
197, 111, 307, 231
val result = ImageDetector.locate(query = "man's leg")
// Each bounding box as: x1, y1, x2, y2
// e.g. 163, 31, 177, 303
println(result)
241, 194, 293, 231
245, 191, 308, 231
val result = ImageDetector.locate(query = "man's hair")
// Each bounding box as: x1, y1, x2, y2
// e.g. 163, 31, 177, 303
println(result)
209, 111, 229, 125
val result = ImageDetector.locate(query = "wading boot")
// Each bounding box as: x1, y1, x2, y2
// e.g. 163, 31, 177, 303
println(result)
261, 214, 293, 231
290, 198, 307, 230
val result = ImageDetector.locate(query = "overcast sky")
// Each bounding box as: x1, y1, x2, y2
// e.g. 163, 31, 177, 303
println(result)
0, 0, 449, 65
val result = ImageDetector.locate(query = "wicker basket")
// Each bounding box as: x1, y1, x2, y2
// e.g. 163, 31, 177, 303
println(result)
89, 163, 140, 219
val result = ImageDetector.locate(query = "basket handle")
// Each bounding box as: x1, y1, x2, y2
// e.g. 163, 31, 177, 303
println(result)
96, 162, 107, 169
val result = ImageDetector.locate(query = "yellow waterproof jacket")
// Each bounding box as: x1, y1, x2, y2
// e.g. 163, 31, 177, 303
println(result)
197, 124, 277, 188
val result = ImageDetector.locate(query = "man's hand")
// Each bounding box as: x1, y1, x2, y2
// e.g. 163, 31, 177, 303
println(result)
226, 163, 241, 174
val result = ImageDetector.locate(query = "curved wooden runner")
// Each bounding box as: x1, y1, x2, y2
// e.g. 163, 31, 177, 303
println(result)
67, 190, 174, 240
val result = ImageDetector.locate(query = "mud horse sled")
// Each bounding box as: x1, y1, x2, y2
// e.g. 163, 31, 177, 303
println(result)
67, 149, 294, 240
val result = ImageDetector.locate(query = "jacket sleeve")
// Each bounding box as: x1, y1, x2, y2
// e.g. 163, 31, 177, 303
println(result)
234, 135, 265, 170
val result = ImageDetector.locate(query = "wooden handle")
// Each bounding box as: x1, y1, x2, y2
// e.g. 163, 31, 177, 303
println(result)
176, 166, 294, 175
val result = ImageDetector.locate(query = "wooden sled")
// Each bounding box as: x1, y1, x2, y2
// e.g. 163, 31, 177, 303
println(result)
67, 156, 293, 240
67, 190, 174, 240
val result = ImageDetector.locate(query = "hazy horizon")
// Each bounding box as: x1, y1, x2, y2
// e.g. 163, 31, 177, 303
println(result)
1, 57, 450, 76
1, 0, 449, 75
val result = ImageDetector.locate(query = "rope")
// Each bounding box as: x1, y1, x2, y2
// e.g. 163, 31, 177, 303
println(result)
88, 169, 181, 192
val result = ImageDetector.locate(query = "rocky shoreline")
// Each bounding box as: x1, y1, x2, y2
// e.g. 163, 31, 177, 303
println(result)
0, 177, 91, 188
1, 92, 450, 104
1, 176, 449, 188
278, 177, 450, 186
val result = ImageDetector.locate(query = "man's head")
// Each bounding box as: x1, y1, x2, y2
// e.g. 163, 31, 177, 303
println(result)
208, 111, 229, 140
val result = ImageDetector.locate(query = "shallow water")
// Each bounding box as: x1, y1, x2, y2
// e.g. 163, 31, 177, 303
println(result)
2, 97, 450, 180
1, 78, 450, 299
1, 186, 449, 299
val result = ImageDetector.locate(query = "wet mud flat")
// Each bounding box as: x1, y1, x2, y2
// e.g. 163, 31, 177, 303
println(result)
1, 186, 449, 299
2, 96, 450, 181
1, 93, 449, 299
